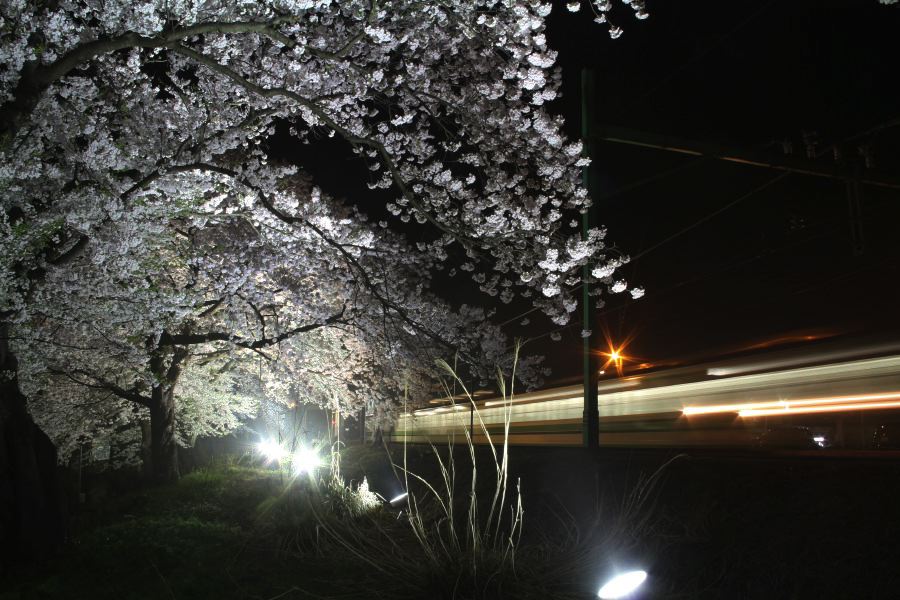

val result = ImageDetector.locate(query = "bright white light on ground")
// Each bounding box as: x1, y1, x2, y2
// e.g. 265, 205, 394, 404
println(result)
389, 492, 408, 505
598, 570, 647, 599
257, 440, 287, 462
291, 447, 321, 475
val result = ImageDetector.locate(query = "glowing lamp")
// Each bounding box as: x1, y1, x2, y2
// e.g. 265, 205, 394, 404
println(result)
389, 492, 409, 505
257, 440, 287, 462
291, 447, 321, 475
598, 570, 647, 599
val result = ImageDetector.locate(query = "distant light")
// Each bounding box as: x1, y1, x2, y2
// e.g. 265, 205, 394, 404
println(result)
813, 436, 825, 442
389, 492, 408, 505
609, 350, 621, 362
257, 440, 287, 462
291, 447, 321, 475
598, 570, 647, 599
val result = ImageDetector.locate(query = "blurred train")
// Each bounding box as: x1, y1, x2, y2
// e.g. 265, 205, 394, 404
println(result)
390, 336, 900, 450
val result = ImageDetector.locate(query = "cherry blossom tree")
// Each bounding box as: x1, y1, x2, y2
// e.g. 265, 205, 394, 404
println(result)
11, 170, 539, 481
2, 1, 634, 484
1, 0, 633, 321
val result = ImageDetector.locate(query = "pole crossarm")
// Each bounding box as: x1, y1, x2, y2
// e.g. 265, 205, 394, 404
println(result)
590, 125, 900, 190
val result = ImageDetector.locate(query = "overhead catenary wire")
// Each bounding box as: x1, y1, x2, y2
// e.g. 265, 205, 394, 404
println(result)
498, 167, 792, 329
508, 193, 878, 354
498, 20, 899, 336
501, 106, 898, 334
613, 0, 777, 117
628, 171, 791, 263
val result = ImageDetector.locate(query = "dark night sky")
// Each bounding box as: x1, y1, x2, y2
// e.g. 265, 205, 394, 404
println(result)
533, 0, 900, 380
273, 1, 900, 384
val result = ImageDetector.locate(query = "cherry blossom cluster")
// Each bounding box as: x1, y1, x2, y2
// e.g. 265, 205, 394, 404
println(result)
566, 0, 649, 38
2, 1, 626, 458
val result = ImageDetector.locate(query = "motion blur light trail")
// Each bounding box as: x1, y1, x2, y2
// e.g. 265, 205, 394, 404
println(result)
739, 398, 900, 418
683, 391, 900, 416
394, 349, 900, 449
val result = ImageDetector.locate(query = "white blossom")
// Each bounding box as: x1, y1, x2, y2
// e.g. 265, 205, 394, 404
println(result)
0, 0, 643, 467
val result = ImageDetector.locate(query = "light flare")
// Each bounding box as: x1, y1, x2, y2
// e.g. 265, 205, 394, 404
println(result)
291, 447, 321, 475
598, 570, 647, 599
257, 439, 287, 462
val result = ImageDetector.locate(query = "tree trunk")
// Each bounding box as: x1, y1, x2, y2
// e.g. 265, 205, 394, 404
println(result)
149, 386, 179, 484
146, 347, 188, 484
0, 324, 66, 571
139, 419, 152, 481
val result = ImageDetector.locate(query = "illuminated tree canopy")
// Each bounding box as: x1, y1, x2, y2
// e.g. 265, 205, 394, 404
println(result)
1, 1, 636, 481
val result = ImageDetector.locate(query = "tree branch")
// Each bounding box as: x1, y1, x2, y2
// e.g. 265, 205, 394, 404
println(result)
2, 19, 299, 140
49, 367, 152, 407
158, 306, 346, 349
165, 43, 471, 245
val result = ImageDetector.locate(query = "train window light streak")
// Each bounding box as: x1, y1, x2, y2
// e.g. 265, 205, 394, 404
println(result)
739, 399, 900, 418
397, 355, 900, 446
601, 355, 900, 412
683, 391, 900, 416
705, 339, 900, 377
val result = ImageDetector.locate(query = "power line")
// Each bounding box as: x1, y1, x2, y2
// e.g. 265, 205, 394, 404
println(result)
499, 169, 791, 329
511, 207, 857, 351
616, 0, 777, 115
629, 171, 791, 262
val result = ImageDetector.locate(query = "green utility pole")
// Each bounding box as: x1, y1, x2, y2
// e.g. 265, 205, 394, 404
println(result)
581, 68, 601, 448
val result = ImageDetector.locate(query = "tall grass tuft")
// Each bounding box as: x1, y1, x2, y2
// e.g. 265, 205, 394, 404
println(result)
396, 347, 524, 584
262, 346, 670, 599
281, 345, 555, 598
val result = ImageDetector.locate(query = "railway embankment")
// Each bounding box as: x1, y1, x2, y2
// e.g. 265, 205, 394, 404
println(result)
378, 443, 900, 597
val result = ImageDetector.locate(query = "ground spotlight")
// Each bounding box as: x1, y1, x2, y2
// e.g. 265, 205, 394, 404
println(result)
291, 447, 321, 475
598, 570, 647, 599
257, 439, 287, 462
